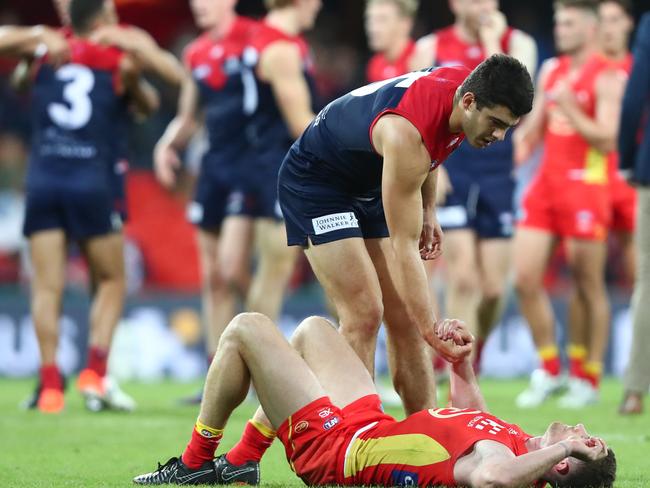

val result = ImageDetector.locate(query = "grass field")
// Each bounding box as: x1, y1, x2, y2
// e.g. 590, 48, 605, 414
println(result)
0, 378, 647, 487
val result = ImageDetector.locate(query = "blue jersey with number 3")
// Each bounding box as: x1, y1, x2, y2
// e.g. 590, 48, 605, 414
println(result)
27, 39, 127, 192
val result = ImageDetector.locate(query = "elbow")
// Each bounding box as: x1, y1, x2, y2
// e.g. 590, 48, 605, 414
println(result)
595, 135, 616, 154
474, 469, 515, 488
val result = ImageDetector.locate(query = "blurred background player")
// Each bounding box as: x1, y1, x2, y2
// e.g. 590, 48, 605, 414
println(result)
0, 0, 159, 413
209, 0, 322, 470
365, 0, 417, 84
513, 0, 626, 408
562, 0, 635, 413
618, 11, 650, 416
154, 0, 319, 406
410, 0, 537, 372
154, 0, 260, 404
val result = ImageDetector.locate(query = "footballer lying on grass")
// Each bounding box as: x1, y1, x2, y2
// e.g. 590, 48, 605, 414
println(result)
134, 313, 615, 487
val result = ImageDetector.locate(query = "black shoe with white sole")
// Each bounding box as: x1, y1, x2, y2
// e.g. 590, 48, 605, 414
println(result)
214, 454, 260, 485
133, 456, 217, 485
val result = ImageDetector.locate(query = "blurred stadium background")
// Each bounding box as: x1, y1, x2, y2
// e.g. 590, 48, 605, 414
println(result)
0, 0, 642, 384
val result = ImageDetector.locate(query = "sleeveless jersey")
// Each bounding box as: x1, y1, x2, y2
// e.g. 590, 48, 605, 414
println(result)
366, 40, 416, 83
293, 66, 469, 195
343, 407, 534, 486
184, 16, 259, 173
243, 21, 318, 167
27, 38, 126, 192
542, 53, 613, 184
434, 25, 517, 175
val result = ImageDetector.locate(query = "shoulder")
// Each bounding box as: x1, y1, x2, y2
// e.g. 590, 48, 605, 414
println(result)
69, 38, 124, 71
509, 29, 536, 49
183, 33, 211, 67
596, 66, 627, 95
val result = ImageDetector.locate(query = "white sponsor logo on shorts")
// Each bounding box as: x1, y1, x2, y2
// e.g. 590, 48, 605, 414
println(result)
187, 201, 204, 224
312, 212, 359, 235
436, 205, 468, 228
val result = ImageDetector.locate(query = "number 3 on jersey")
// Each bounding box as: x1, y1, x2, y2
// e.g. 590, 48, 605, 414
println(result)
48, 64, 95, 130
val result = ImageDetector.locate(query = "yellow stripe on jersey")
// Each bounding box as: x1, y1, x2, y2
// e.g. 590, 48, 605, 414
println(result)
344, 433, 451, 478
584, 148, 608, 184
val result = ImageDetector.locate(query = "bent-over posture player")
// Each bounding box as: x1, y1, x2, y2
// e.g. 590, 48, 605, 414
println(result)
134, 312, 616, 487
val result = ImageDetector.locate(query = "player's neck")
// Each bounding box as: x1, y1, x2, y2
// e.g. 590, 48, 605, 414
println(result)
266, 9, 301, 36
602, 47, 628, 61
525, 436, 543, 452
383, 37, 410, 62
568, 45, 595, 69
209, 11, 237, 39
454, 21, 480, 45
448, 91, 464, 134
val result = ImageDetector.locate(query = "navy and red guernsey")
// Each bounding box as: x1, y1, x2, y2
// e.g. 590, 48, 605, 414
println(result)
183, 16, 259, 175
244, 20, 319, 169
294, 66, 468, 194
27, 38, 126, 192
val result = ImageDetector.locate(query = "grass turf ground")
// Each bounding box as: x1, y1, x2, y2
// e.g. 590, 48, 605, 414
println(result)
0, 378, 647, 487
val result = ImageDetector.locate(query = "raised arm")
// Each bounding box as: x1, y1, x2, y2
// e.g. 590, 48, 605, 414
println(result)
456, 437, 608, 488
554, 68, 627, 154
0, 25, 69, 64
259, 41, 314, 139
619, 13, 650, 172
153, 70, 199, 188
409, 33, 436, 71
374, 114, 472, 362
91, 25, 184, 86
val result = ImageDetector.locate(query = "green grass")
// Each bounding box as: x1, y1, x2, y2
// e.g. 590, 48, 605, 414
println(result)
0, 378, 647, 487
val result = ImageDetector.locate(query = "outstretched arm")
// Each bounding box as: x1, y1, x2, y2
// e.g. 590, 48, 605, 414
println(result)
0, 25, 69, 64
91, 25, 184, 86
374, 114, 472, 362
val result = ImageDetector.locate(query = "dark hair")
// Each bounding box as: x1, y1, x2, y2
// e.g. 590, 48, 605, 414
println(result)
556, 448, 617, 488
554, 0, 600, 14
459, 54, 534, 118
599, 0, 634, 17
70, 0, 105, 33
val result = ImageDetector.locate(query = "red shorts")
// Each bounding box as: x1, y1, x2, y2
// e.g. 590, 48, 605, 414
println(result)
276, 394, 392, 486
518, 173, 611, 241
610, 174, 636, 233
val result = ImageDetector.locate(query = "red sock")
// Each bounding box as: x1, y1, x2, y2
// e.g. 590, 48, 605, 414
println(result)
40, 364, 63, 391
226, 420, 276, 465
86, 346, 108, 377
539, 345, 561, 377
181, 421, 223, 469
567, 344, 587, 379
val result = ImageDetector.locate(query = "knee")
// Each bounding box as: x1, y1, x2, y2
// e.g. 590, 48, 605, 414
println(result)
291, 316, 336, 349
225, 312, 274, 343
482, 280, 506, 303
450, 270, 480, 297
339, 298, 383, 339
514, 268, 540, 298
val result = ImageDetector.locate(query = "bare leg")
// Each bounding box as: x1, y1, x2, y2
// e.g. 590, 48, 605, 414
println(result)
513, 228, 557, 349
477, 238, 512, 340
442, 230, 481, 339
616, 230, 636, 286
246, 219, 298, 320
304, 238, 384, 375
30, 230, 66, 366
198, 313, 325, 429
218, 216, 253, 297
366, 238, 437, 413
82, 233, 126, 350
565, 239, 610, 370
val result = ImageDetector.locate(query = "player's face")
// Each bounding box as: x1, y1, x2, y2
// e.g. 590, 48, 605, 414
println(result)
190, 0, 237, 30
542, 421, 591, 446
554, 6, 597, 55
598, 2, 633, 56
365, 2, 411, 53
450, 0, 498, 32
53, 0, 71, 25
296, 0, 322, 30
462, 98, 519, 149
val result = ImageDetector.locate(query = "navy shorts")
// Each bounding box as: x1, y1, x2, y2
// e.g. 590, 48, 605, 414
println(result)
188, 165, 282, 231
437, 170, 515, 239
23, 186, 121, 239
278, 150, 389, 247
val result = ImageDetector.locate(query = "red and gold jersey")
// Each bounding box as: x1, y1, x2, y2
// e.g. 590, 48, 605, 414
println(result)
343, 407, 532, 487
541, 53, 613, 184
366, 40, 416, 83
434, 25, 515, 69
